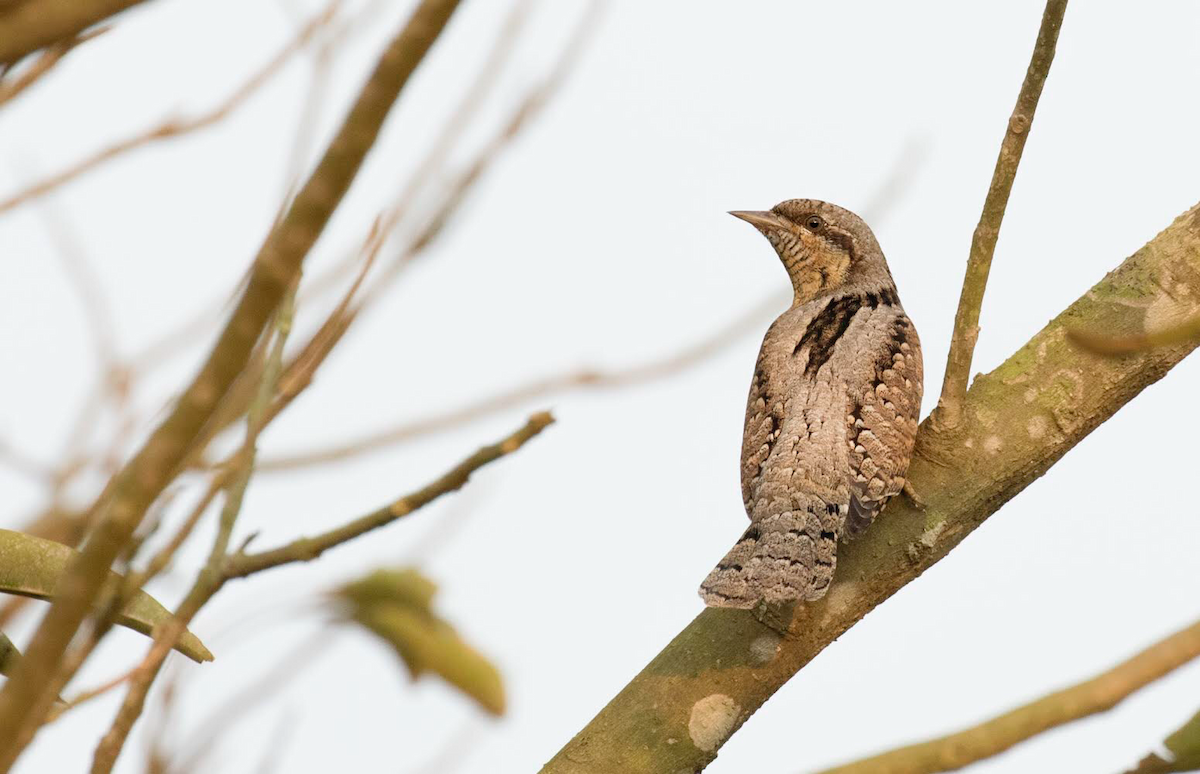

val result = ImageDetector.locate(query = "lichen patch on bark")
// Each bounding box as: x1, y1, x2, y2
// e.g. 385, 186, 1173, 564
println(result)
688, 694, 739, 752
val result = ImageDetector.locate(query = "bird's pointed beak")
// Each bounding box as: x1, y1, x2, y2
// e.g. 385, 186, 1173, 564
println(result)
728, 210, 786, 231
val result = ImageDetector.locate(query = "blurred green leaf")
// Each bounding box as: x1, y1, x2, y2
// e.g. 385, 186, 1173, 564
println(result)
1127, 708, 1200, 773
1164, 709, 1200, 770
335, 568, 504, 716
1068, 311, 1200, 356
0, 529, 212, 663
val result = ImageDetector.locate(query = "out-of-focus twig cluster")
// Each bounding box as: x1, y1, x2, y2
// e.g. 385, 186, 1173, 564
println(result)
0, 0, 596, 770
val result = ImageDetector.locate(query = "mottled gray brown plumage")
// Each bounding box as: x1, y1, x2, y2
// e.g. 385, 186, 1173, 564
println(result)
700, 199, 923, 608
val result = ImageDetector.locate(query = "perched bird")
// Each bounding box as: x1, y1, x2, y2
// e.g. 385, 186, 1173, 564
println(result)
699, 199, 923, 608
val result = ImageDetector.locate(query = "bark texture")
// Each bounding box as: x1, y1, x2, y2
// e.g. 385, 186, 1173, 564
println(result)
541, 202, 1200, 773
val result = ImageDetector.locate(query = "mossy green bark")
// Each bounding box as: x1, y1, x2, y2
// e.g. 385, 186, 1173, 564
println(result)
541, 202, 1200, 774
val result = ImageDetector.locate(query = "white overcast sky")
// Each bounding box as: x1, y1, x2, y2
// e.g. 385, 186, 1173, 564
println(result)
2, 1, 1200, 772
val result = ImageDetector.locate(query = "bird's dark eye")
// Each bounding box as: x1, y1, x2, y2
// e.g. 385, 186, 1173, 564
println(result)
805, 215, 824, 231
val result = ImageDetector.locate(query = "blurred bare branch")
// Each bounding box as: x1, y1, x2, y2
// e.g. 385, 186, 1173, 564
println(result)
814, 616, 1200, 774
121, 0, 539, 397
0, 438, 53, 484
359, 0, 604, 310
168, 629, 329, 774
0, 26, 108, 108
32, 192, 119, 371
259, 299, 777, 471
0, 0, 465, 764
0, 1, 146, 66
92, 283, 298, 772
858, 137, 930, 225
0, 3, 337, 216
227, 411, 554, 578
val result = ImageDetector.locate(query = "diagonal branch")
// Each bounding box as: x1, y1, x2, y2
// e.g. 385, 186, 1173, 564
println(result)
0, 26, 107, 107
257, 299, 780, 471
935, 0, 1068, 429
89, 287, 297, 774
0, 3, 336, 216
0, 0, 464, 767
815, 616, 1200, 774
225, 411, 554, 578
539, 200, 1200, 774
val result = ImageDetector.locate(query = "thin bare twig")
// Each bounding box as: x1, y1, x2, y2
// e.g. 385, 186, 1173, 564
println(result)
169, 629, 330, 773
259, 299, 777, 471
0, 26, 108, 107
935, 0, 1068, 430
122, 0, 534, 383
184, 1, 593, 470
90, 286, 297, 773
226, 411, 554, 578
358, 0, 604, 311
814, 616, 1200, 774
0, 0, 464, 765
92, 409, 549, 772
0, 5, 336, 216
0, 439, 53, 483
127, 475, 226, 592
47, 662, 137, 721
31, 190, 120, 372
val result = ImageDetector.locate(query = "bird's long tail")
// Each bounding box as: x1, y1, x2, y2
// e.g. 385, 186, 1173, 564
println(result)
698, 502, 840, 608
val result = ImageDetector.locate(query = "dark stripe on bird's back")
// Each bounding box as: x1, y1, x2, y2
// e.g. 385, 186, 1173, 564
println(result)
794, 289, 899, 375
794, 294, 861, 374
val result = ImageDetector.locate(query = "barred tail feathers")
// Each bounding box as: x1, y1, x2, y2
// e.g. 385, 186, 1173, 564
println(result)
699, 501, 840, 608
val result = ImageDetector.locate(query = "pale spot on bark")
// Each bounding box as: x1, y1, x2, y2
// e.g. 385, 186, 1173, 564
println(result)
921, 521, 945, 549
819, 581, 859, 626
984, 435, 1002, 454
1146, 288, 1200, 331
963, 437, 975, 449
973, 406, 997, 428
1027, 415, 1049, 440
688, 694, 739, 752
1023, 387, 1038, 403
750, 633, 781, 664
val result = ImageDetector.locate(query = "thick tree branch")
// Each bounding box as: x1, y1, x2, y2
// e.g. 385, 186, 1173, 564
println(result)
936, 0, 1068, 429
225, 412, 555, 579
815, 616, 1200, 774
540, 201, 1200, 774
0, 0, 464, 767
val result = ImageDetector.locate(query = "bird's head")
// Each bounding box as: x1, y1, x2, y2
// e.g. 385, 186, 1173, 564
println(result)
729, 199, 892, 306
